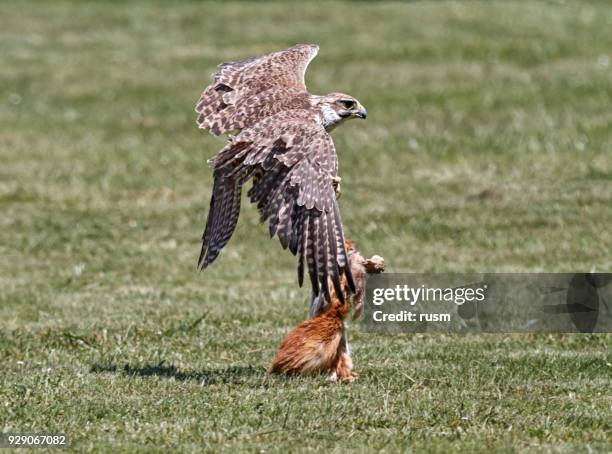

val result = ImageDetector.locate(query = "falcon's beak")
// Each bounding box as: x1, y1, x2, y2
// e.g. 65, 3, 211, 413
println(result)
355, 105, 367, 119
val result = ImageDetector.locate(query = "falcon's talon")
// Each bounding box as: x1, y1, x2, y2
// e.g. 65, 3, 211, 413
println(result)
332, 176, 342, 198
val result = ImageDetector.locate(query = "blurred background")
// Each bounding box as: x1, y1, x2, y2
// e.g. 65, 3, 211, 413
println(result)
1, 1, 611, 450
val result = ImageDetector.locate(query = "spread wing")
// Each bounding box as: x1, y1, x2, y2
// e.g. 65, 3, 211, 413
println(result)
195, 44, 318, 135
198, 109, 355, 302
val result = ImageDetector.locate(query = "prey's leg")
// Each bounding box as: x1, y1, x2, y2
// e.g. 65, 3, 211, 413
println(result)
332, 327, 356, 382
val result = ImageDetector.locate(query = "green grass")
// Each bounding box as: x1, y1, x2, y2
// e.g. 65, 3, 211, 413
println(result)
1, 1, 611, 452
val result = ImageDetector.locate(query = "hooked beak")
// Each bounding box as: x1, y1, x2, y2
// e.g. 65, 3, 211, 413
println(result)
355, 106, 367, 119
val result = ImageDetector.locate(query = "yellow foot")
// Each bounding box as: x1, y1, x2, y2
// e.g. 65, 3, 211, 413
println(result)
332, 176, 341, 198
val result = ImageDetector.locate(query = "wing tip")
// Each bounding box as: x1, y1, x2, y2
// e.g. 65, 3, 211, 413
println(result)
197, 247, 208, 271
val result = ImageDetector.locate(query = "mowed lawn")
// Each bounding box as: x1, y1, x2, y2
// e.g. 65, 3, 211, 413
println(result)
1, 1, 611, 452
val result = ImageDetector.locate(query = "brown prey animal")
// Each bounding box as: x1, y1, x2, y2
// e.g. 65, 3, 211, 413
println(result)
271, 240, 384, 382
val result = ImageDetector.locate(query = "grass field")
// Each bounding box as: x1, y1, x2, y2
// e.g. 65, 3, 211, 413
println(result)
1, 1, 611, 452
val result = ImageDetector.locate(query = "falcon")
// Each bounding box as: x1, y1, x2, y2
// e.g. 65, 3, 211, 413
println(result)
195, 44, 368, 302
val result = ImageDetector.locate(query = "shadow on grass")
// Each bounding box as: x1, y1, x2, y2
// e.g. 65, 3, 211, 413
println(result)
90, 361, 267, 386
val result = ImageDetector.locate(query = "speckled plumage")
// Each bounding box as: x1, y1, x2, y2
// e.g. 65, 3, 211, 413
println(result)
195, 44, 367, 302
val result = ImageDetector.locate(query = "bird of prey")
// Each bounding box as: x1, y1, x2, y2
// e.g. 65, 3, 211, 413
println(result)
195, 44, 368, 302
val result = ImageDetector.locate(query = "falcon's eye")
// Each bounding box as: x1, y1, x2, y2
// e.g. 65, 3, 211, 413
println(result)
338, 99, 355, 109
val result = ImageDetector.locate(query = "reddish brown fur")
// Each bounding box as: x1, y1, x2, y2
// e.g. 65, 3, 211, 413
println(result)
271, 240, 384, 382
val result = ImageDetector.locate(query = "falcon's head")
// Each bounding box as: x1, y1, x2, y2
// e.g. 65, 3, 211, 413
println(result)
312, 93, 367, 130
